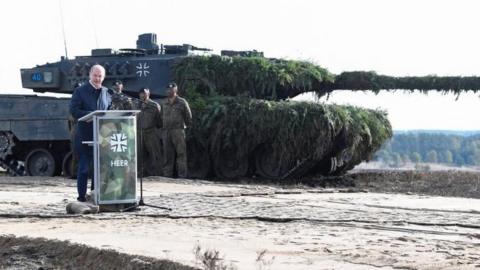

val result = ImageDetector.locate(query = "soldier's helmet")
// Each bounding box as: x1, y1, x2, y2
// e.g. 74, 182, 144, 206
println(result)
112, 80, 123, 92
138, 87, 150, 94
166, 82, 177, 90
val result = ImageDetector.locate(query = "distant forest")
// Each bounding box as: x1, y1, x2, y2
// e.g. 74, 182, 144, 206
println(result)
374, 132, 480, 167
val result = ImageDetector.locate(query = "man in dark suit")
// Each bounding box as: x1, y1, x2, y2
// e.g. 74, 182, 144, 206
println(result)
70, 65, 111, 202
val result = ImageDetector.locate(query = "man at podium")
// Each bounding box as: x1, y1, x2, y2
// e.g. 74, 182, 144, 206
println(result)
70, 65, 112, 202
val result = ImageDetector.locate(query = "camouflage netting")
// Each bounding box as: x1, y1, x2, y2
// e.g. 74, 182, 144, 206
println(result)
173, 56, 480, 100
331, 71, 480, 95
173, 55, 334, 99
185, 97, 392, 179
172, 55, 480, 179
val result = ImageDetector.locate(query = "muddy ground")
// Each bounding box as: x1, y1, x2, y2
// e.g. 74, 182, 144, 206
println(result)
1, 170, 480, 269
0, 235, 196, 270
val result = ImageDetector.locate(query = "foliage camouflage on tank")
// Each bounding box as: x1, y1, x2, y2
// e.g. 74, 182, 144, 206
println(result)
173, 55, 480, 98
172, 55, 334, 99
184, 96, 392, 179
171, 55, 475, 178
330, 71, 480, 95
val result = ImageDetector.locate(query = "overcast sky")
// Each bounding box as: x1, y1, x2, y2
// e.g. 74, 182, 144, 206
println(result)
1, 0, 479, 130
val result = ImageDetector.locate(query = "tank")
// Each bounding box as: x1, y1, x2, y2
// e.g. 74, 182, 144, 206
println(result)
7, 33, 479, 179
0, 95, 71, 176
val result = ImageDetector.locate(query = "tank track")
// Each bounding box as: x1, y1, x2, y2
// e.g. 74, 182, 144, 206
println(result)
0, 132, 26, 176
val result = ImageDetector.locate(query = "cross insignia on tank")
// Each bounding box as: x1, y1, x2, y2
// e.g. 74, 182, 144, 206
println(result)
110, 133, 127, 152
135, 62, 150, 77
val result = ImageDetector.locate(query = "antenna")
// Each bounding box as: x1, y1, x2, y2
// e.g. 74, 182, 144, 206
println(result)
88, 0, 99, 48
58, 0, 69, 59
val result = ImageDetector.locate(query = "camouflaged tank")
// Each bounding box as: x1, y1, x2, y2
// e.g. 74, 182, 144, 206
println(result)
10, 33, 480, 179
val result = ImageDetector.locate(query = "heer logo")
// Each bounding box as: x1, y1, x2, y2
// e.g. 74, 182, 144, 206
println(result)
110, 133, 128, 152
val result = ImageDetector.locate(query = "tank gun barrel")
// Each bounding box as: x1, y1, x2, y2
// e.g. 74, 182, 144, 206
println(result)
325, 71, 480, 95
189, 45, 212, 52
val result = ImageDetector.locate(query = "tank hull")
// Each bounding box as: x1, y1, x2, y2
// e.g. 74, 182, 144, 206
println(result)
0, 94, 391, 180
0, 95, 71, 176
185, 97, 392, 179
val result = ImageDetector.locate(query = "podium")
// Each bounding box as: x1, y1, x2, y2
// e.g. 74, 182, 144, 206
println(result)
79, 110, 140, 205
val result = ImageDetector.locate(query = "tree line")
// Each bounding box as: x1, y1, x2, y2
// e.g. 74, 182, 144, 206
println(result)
374, 132, 480, 167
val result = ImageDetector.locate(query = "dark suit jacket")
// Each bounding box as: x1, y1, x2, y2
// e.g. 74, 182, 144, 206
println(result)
70, 83, 104, 155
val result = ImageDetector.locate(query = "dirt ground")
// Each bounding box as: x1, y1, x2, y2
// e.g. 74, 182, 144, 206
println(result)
0, 235, 196, 270
1, 171, 480, 269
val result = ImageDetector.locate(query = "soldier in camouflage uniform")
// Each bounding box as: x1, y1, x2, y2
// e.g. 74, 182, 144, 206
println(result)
110, 80, 133, 110
161, 82, 192, 178
137, 88, 163, 176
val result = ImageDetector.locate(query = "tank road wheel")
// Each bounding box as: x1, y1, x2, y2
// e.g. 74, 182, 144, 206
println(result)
187, 139, 211, 179
25, 149, 57, 177
62, 151, 77, 179
254, 144, 296, 179
213, 148, 249, 179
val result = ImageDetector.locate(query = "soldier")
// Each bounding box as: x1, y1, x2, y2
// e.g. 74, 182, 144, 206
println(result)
113, 80, 124, 92
137, 88, 163, 176
161, 82, 192, 178
110, 80, 133, 110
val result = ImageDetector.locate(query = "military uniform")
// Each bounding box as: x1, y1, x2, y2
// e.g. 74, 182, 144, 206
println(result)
110, 93, 133, 110
161, 96, 192, 178
137, 99, 163, 176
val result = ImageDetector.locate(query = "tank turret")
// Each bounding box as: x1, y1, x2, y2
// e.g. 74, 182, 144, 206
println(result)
136, 33, 159, 54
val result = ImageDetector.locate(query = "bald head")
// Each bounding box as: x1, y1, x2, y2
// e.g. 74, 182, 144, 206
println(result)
89, 64, 106, 89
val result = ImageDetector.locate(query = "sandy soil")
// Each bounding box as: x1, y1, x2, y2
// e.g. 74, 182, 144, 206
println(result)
1, 173, 480, 269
